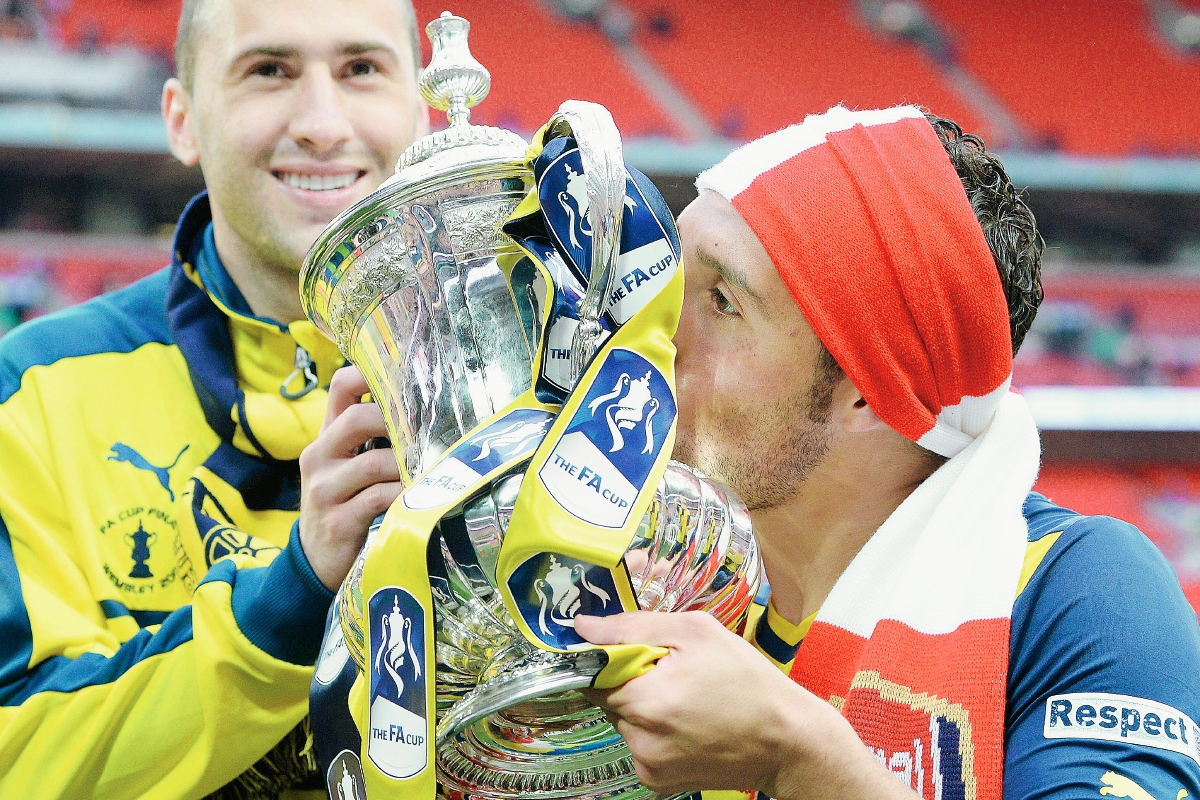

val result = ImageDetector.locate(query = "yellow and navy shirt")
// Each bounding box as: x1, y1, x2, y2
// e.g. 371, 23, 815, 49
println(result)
0, 194, 343, 798
742, 492, 1200, 800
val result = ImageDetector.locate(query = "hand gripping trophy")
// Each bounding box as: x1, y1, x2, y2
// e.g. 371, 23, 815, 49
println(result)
302, 12, 763, 800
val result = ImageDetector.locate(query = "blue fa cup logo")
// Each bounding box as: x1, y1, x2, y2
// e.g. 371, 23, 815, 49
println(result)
469, 416, 553, 464
587, 371, 660, 455
375, 594, 422, 700
368, 587, 427, 779
538, 348, 676, 529
559, 164, 592, 252
536, 554, 612, 636
403, 409, 554, 512
508, 553, 624, 649
326, 750, 367, 800
540, 146, 639, 280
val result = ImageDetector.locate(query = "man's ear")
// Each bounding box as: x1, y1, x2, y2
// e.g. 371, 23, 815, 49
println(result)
837, 382, 888, 434
162, 78, 200, 167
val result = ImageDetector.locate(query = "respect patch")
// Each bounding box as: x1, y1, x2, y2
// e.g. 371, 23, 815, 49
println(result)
1044, 693, 1200, 766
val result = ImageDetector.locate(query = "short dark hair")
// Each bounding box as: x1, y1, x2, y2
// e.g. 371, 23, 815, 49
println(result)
173, 0, 422, 91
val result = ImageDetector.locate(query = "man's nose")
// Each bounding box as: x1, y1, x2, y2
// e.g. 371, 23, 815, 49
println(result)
289, 64, 355, 155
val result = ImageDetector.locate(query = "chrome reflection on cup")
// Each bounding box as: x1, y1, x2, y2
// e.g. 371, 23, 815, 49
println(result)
302, 11, 763, 799
337, 462, 760, 800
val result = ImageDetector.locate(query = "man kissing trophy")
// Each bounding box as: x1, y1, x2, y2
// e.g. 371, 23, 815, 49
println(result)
302, 12, 762, 800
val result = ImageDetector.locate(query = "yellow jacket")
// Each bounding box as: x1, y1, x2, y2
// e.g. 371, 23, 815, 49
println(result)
0, 194, 343, 798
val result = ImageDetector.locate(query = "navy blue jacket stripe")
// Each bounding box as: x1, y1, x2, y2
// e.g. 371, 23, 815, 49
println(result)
0, 512, 34, 691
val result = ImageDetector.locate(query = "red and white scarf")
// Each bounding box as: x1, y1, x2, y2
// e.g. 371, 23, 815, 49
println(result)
697, 106, 1041, 800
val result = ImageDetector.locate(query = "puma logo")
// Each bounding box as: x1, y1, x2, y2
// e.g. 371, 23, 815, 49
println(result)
107, 443, 190, 501
1099, 771, 1190, 800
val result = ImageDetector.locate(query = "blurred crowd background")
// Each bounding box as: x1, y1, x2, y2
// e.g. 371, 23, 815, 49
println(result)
2, 0, 1199, 606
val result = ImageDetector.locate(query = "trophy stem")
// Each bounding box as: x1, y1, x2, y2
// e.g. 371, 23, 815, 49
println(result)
448, 94, 471, 127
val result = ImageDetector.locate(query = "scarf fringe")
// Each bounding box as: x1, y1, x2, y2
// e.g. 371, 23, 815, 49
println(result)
204, 718, 318, 800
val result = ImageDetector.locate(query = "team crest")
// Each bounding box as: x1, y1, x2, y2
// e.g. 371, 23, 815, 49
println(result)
507, 552, 623, 649
403, 409, 554, 512
367, 587, 428, 779
538, 348, 675, 529
843, 671, 974, 800
204, 524, 280, 566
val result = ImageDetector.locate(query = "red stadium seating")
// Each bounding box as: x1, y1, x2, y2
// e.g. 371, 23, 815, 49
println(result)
46, 0, 676, 137
621, 0, 993, 142
1036, 463, 1200, 613
0, 238, 166, 306
36, 0, 1200, 156
1013, 353, 1124, 387
55, 0, 181, 58
923, 0, 1200, 156
411, 0, 681, 138
1013, 273, 1200, 388
1043, 273, 1200, 337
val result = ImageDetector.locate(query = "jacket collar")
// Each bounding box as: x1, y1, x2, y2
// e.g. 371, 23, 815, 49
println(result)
166, 192, 343, 462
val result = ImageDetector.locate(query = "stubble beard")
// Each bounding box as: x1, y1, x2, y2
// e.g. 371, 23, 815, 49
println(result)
226, 183, 313, 275
204, 148, 335, 277
673, 385, 833, 512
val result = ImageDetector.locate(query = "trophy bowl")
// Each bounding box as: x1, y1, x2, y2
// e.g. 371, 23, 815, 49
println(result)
302, 12, 763, 799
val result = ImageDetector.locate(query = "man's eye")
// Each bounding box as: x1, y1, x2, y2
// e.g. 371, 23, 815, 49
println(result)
347, 60, 378, 77
709, 287, 739, 317
251, 61, 287, 78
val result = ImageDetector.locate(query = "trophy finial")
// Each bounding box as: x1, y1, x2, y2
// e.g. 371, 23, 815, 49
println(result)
420, 11, 490, 128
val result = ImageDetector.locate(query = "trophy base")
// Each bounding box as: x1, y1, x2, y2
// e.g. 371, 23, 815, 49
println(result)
437, 692, 652, 800
437, 643, 690, 800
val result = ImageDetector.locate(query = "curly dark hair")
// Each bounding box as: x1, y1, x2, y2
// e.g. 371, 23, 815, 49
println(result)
924, 112, 1045, 356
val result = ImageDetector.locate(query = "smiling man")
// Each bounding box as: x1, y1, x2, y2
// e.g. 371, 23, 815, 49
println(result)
578, 107, 1200, 800
0, 0, 424, 797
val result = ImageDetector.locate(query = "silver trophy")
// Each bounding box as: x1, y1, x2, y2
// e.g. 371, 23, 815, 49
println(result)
302, 12, 762, 799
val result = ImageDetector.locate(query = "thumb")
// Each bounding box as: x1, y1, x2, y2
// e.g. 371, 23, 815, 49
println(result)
575, 610, 692, 649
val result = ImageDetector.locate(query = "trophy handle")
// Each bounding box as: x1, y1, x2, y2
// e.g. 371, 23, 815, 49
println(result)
546, 101, 626, 387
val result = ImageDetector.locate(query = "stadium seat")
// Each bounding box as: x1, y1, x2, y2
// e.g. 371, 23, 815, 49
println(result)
0, 239, 165, 307
1015, 274, 1200, 389
621, 0, 992, 142
923, 0, 1200, 155
55, 0, 181, 58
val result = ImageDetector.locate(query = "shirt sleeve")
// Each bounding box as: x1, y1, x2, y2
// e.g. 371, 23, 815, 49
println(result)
0, 394, 334, 798
1004, 514, 1200, 800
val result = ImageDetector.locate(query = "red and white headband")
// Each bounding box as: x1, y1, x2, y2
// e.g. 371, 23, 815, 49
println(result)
697, 105, 1013, 458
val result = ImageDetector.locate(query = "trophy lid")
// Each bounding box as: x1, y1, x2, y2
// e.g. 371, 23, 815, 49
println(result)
395, 11, 528, 173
